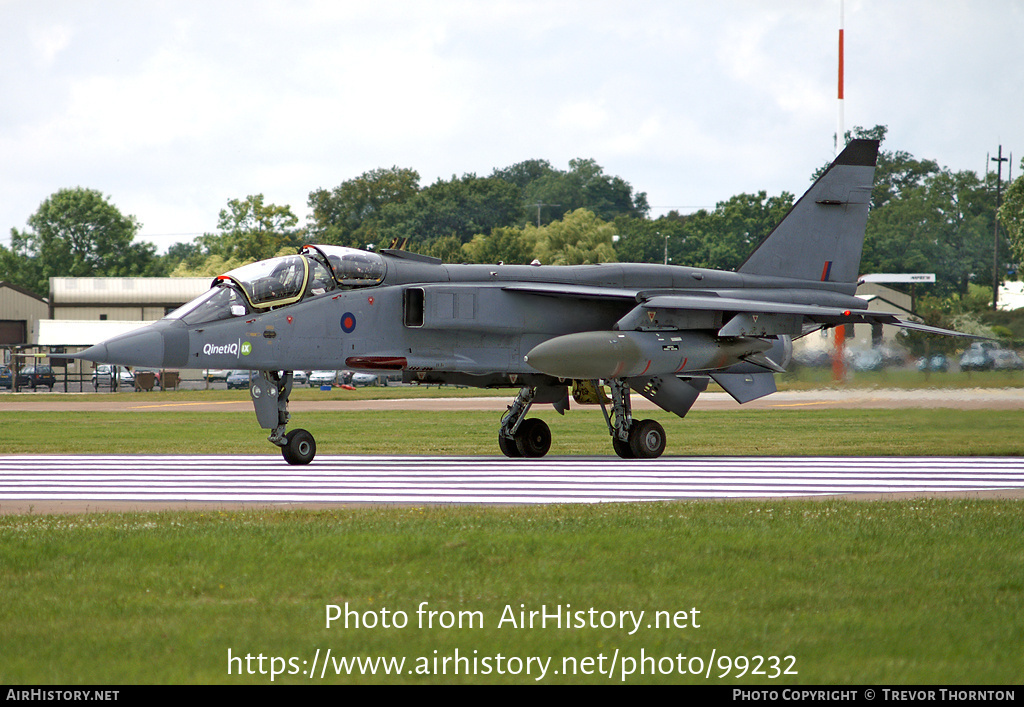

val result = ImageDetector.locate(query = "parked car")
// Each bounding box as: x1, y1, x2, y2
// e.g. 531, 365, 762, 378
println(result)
351, 371, 380, 386
309, 370, 338, 387
917, 354, 949, 372
792, 348, 832, 368
959, 347, 993, 372
0, 366, 13, 389
19, 365, 57, 390
226, 370, 252, 390
203, 369, 230, 382
92, 364, 135, 389
850, 349, 884, 372
991, 349, 1024, 371
292, 370, 309, 385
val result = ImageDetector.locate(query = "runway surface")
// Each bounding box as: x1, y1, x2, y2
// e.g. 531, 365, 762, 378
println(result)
2, 455, 1024, 511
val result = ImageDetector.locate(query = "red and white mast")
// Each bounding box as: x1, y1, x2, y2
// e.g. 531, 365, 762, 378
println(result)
836, 0, 845, 155
832, 0, 847, 381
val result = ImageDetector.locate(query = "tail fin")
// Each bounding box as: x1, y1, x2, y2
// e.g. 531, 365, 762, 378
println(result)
737, 139, 878, 288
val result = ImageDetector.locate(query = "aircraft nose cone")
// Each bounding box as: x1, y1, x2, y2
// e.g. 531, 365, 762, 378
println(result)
73, 342, 109, 363
75, 327, 166, 368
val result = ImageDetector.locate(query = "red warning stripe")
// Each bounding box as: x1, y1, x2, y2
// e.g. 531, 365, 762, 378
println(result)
838, 29, 844, 100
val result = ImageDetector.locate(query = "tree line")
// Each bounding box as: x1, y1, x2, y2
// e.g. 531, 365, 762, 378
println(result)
4, 126, 1023, 324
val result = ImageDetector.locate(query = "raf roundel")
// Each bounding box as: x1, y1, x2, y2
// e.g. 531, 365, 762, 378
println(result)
341, 312, 357, 333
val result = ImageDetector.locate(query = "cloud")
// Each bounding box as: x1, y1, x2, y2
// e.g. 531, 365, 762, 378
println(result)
1, 0, 1022, 254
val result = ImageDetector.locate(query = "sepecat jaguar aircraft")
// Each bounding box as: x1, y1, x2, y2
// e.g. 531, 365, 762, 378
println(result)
72, 139, 972, 464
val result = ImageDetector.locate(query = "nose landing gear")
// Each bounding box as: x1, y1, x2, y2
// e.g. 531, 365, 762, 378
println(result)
250, 370, 317, 465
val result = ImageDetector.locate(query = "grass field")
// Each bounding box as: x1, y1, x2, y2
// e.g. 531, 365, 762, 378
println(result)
1, 500, 1022, 684
1, 402, 1022, 684
5, 364, 1024, 404
2, 407, 1024, 456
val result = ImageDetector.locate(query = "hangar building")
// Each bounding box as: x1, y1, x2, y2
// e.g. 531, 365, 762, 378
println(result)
0, 281, 48, 346
40, 277, 210, 346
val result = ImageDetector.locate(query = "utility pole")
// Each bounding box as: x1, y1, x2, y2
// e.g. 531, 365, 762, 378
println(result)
532, 203, 560, 228
992, 145, 1008, 311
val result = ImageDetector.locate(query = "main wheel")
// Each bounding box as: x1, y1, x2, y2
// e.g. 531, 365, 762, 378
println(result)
629, 419, 666, 459
612, 434, 635, 459
282, 428, 316, 465
514, 418, 551, 458
498, 432, 523, 458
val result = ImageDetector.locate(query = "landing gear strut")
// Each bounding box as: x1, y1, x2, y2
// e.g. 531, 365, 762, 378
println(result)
250, 370, 317, 465
599, 379, 666, 459
497, 381, 666, 459
498, 386, 551, 458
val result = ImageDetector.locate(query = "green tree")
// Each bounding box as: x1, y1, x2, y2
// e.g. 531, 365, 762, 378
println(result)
533, 209, 617, 265
698, 191, 793, 270
492, 159, 558, 190
906, 284, 996, 354
519, 158, 649, 225
999, 163, 1024, 269
4, 187, 156, 296
154, 241, 205, 276
862, 166, 998, 297
378, 174, 525, 246
419, 235, 465, 263
611, 213, 689, 265
461, 226, 539, 264
307, 167, 420, 248
196, 194, 300, 263
821, 125, 1005, 297
613, 191, 792, 271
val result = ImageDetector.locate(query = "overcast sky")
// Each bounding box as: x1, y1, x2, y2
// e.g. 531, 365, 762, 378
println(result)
2, 0, 1022, 254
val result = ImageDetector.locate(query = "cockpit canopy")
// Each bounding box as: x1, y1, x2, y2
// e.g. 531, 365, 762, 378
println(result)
228, 254, 309, 308
305, 245, 386, 287
165, 246, 386, 325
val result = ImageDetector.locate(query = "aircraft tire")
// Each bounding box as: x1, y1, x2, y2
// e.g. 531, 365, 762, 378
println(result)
629, 419, 666, 459
515, 418, 551, 458
612, 434, 636, 459
282, 428, 316, 465
498, 433, 523, 458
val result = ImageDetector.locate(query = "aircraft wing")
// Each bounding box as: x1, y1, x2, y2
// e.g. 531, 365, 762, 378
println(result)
640, 294, 981, 338
505, 283, 978, 339
501, 283, 641, 300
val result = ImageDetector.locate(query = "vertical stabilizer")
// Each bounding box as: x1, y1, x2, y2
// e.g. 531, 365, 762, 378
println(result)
737, 139, 878, 287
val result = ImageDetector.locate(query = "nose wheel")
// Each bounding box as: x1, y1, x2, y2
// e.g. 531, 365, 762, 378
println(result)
282, 428, 317, 465
251, 370, 318, 465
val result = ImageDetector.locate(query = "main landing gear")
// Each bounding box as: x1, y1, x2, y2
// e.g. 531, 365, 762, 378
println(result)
600, 378, 666, 459
498, 380, 667, 460
498, 387, 552, 458
250, 370, 317, 465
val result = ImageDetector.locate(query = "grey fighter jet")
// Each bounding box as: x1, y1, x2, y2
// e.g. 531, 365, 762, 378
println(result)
72, 139, 969, 463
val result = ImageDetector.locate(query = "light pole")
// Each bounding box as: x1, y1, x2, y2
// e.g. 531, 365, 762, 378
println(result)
661, 232, 669, 265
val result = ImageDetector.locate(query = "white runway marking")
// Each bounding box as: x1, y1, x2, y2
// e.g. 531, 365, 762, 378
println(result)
2, 455, 1023, 504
